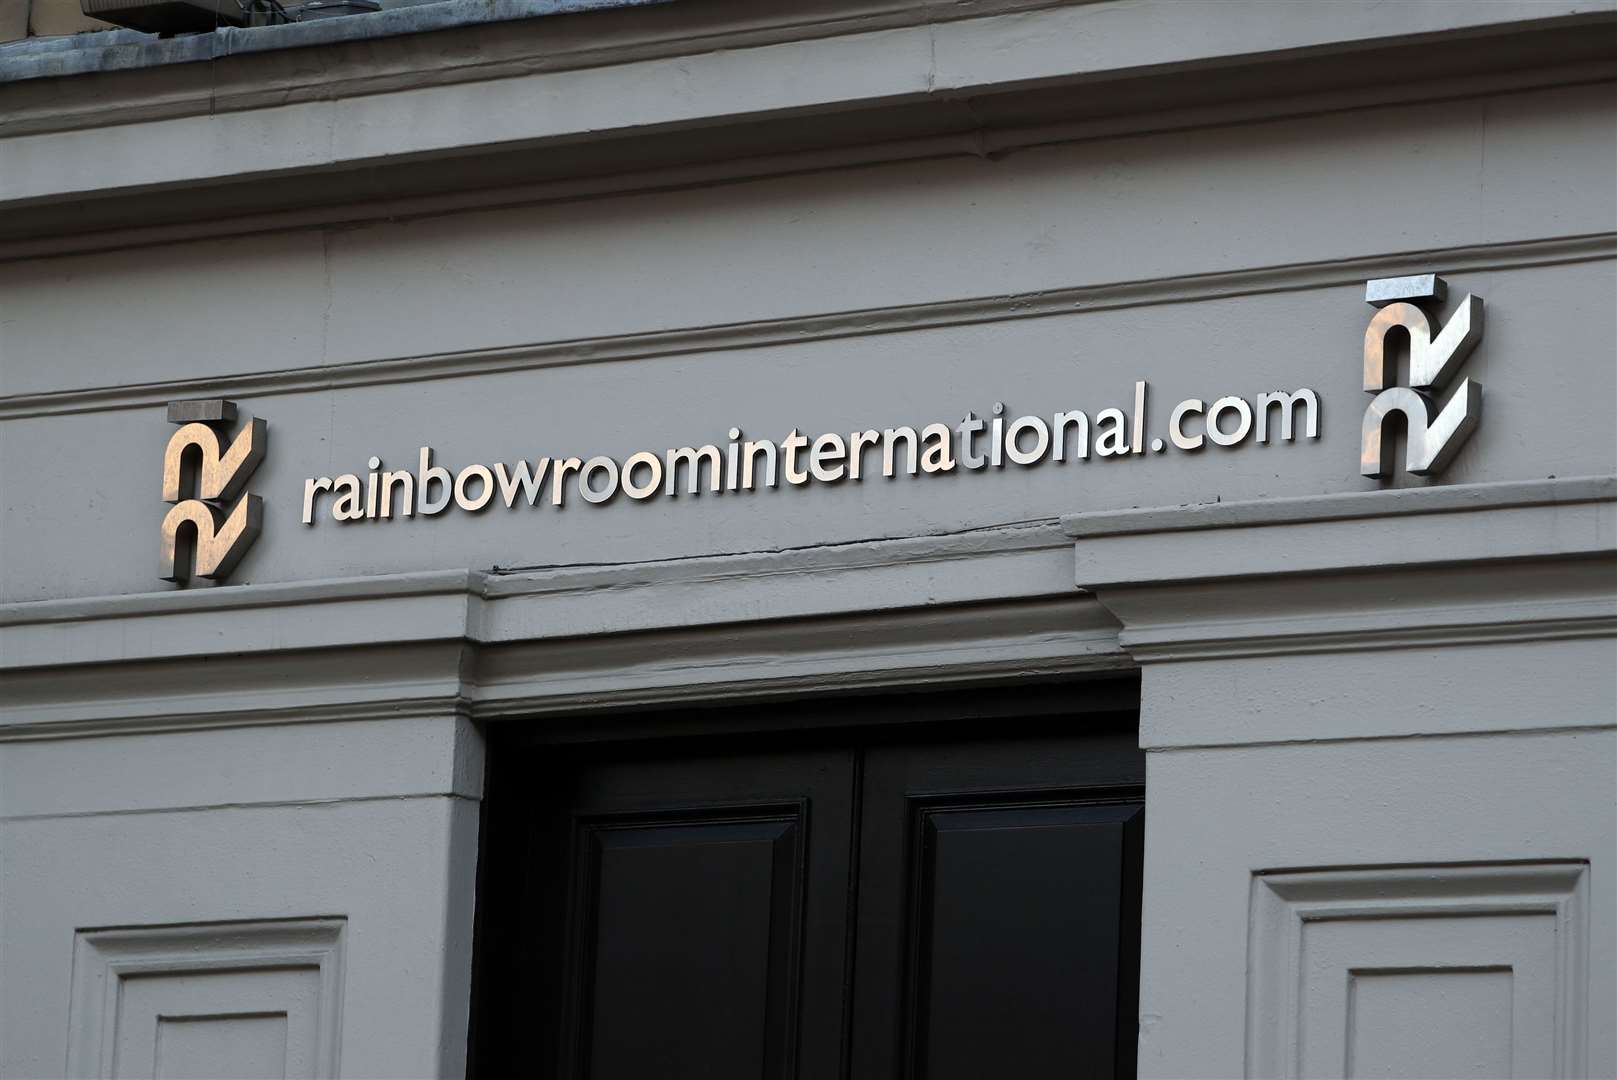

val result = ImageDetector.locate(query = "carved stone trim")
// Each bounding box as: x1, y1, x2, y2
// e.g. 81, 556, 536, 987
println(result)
0, 521, 1073, 662
1246, 862, 1589, 1079
66, 918, 347, 1079
1065, 477, 1617, 670
1063, 474, 1615, 540
0, 595, 1125, 739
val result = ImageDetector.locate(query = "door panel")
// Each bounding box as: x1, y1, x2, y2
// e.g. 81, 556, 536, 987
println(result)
850, 732, 1145, 1079
910, 802, 1143, 1078
576, 810, 804, 1078
481, 745, 857, 1080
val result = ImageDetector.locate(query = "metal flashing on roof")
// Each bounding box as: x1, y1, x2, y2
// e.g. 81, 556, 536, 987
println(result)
79, 0, 248, 36
0, 0, 667, 83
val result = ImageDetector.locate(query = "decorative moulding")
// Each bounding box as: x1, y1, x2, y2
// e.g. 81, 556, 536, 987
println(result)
1246, 862, 1589, 1079
0, 516, 1123, 739
0, 519, 1079, 669
5, 478, 1614, 734
473, 594, 1127, 720
1065, 476, 1617, 663
65, 917, 346, 1080
3, 234, 1609, 422
0, 640, 474, 739
1064, 475, 1616, 540
0, 594, 1124, 739
2, 6, 1609, 261
1112, 560, 1617, 664
1064, 474, 1615, 586
3, 0, 1591, 123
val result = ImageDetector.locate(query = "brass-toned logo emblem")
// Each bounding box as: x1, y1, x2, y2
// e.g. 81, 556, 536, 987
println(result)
160, 399, 266, 583
1360, 274, 1483, 478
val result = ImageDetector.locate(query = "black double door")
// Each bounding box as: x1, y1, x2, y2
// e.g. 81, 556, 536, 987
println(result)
471, 696, 1143, 1079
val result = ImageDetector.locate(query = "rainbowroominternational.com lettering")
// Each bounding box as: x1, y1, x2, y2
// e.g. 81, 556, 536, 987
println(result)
300, 381, 1320, 524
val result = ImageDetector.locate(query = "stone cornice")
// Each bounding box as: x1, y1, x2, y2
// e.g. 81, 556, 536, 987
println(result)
1061, 477, 1617, 749
1064, 475, 1614, 538
0, 519, 1121, 738
1065, 475, 1617, 665
6, 479, 1612, 739
1064, 475, 1616, 588
474, 595, 1125, 721
1113, 562, 1617, 665
0, 519, 1071, 657
0, 597, 1123, 739
0, 0, 1059, 117
2, 0, 1612, 259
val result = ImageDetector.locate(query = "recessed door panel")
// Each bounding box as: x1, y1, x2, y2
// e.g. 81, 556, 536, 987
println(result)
850, 730, 1144, 1079
476, 745, 856, 1080
575, 811, 805, 1079
910, 801, 1143, 1079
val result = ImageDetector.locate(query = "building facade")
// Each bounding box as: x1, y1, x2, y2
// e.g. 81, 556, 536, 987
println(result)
1, 1, 1614, 1076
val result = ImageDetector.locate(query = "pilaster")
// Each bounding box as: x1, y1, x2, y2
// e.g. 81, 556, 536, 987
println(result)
1064, 475, 1617, 1078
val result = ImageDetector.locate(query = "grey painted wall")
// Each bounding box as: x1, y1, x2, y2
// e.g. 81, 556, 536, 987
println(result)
0, 2, 1613, 1077
2, 82, 1614, 603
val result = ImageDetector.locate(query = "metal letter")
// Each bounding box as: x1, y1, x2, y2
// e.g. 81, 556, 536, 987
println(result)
331, 474, 365, 521
493, 459, 548, 507
1052, 411, 1088, 461
740, 442, 777, 489
1206, 396, 1253, 447
302, 476, 331, 524
1004, 416, 1050, 465
551, 457, 582, 506
810, 433, 848, 482
847, 431, 880, 480
162, 417, 266, 503
578, 456, 620, 504
623, 451, 664, 499
1169, 399, 1204, 451
1094, 408, 1128, 457
1254, 389, 1320, 443
664, 445, 723, 495
1363, 294, 1483, 391
780, 431, 810, 486
882, 428, 918, 477
454, 464, 496, 511
417, 447, 452, 515
958, 413, 988, 469
161, 401, 266, 584
379, 471, 415, 518
1360, 380, 1482, 478
1130, 381, 1146, 455
160, 494, 263, 582
918, 423, 954, 474
1365, 274, 1446, 307
166, 398, 237, 425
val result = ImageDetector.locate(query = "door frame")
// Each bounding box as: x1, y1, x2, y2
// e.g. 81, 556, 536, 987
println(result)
466, 675, 1144, 1077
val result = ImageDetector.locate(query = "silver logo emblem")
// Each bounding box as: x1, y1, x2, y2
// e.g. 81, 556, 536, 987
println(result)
1360, 274, 1483, 478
